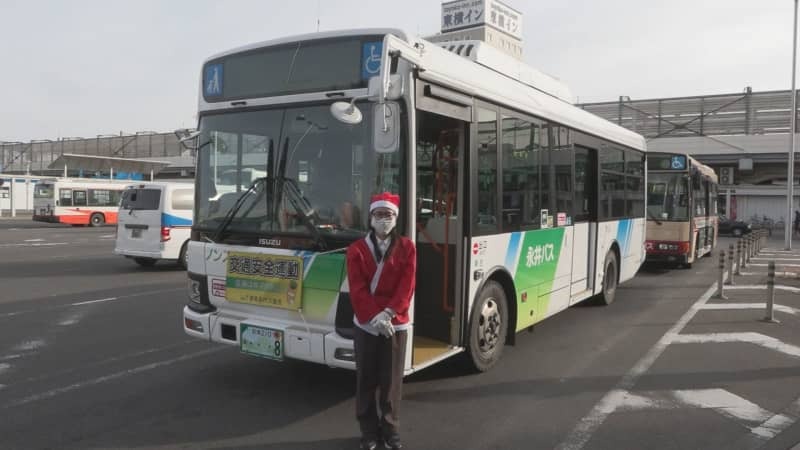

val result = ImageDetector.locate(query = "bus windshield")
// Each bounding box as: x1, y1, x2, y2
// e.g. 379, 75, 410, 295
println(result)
34, 183, 54, 199
195, 103, 403, 245
647, 172, 690, 221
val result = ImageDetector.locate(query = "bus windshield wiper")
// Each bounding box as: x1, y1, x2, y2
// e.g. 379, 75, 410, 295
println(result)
212, 177, 268, 242
280, 176, 328, 251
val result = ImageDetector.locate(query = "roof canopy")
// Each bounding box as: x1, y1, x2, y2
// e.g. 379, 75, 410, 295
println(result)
49, 154, 171, 176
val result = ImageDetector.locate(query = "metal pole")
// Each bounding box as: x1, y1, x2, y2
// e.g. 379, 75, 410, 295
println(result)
742, 238, 748, 269
726, 243, 735, 285
736, 239, 743, 275
715, 250, 727, 299
787, 0, 798, 250
10, 177, 15, 217
763, 261, 779, 323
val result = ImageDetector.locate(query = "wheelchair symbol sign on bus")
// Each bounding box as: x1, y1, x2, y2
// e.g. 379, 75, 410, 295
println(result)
362, 42, 383, 80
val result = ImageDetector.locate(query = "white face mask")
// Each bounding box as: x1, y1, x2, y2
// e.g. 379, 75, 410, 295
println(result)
371, 216, 396, 236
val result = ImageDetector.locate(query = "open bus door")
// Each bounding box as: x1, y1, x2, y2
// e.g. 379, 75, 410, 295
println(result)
410, 80, 472, 372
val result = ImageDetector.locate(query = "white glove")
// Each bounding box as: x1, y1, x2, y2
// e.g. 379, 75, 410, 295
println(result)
370, 310, 393, 327
370, 310, 395, 338
377, 319, 395, 338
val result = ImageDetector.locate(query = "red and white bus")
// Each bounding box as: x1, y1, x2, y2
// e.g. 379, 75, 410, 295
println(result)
33, 179, 129, 226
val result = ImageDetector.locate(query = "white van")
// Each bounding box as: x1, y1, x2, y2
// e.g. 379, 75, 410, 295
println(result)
115, 182, 194, 268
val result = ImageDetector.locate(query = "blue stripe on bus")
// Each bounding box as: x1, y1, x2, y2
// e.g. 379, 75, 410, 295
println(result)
161, 213, 192, 227
505, 232, 522, 271
616, 219, 631, 256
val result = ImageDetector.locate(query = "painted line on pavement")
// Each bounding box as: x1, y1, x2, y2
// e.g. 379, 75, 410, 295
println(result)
555, 272, 720, 450
0, 242, 68, 248
70, 297, 118, 306
0, 287, 183, 319
672, 333, 800, 358
701, 303, 800, 316
0, 347, 224, 409
724, 284, 800, 293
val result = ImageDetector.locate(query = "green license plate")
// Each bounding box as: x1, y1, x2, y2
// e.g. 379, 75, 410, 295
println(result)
239, 324, 284, 361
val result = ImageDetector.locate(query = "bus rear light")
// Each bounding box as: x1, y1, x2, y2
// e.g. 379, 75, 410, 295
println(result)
161, 226, 171, 242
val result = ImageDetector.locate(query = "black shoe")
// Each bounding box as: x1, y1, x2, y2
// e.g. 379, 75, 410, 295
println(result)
383, 435, 403, 450
359, 439, 378, 450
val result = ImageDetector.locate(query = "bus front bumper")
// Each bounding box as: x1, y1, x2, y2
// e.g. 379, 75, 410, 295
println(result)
182, 306, 356, 370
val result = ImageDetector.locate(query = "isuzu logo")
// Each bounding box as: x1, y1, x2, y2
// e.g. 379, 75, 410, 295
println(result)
259, 238, 281, 247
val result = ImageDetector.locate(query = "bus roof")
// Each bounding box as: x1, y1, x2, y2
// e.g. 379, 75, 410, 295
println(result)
201, 28, 646, 152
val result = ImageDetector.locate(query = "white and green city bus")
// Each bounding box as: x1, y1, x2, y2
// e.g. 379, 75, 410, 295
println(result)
182, 29, 647, 374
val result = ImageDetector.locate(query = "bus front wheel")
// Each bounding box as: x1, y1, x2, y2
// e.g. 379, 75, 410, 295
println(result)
598, 251, 618, 305
467, 280, 508, 372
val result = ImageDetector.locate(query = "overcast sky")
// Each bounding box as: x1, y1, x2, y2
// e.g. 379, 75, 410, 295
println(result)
0, 0, 795, 141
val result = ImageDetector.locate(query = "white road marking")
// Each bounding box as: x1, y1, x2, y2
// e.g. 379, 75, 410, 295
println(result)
701, 303, 800, 316
0, 354, 22, 362
57, 311, 85, 326
555, 276, 720, 450
1, 347, 223, 409
752, 257, 800, 262
0, 363, 10, 375
0, 287, 182, 320
70, 297, 118, 306
617, 389, 778, 430
672, 333, 800, 358
740, 271, 799, 278
749, 263, 800, 268
13, 339, 46, 352
23, 238, 45, 242
724, 284, 800, 293
748, 397, 800, 441
100, 234, 115, 238
0, 242, 68, 248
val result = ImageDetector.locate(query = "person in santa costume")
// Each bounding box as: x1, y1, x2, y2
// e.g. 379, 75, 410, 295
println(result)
346, 192, 416, 450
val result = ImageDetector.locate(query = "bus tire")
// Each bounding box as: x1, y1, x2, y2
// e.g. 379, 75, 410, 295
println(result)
178, 241, 189, 269
598, 251, 619, 305
89, 213, 105, 227
467, 280, 508, 372
134, 257, 157, 267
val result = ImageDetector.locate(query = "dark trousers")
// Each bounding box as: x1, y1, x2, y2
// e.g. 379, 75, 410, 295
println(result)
353, 327, 407, 440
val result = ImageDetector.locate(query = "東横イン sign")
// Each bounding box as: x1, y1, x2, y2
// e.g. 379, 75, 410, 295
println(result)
441, 0, 523, 40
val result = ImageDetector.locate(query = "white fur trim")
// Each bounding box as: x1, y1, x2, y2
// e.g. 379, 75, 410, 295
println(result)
370, 200, 399, 214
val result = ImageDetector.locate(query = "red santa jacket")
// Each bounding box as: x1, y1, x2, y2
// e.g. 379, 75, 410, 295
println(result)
346, 234, 416, 326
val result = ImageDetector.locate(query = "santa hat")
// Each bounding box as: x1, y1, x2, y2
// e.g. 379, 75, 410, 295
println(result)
370, 192, 400, 215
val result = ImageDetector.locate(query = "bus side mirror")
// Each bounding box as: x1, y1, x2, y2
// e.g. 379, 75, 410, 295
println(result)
373, 102, 400, 154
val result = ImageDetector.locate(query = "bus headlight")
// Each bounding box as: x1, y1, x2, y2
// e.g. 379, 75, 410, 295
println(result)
187, 279, 202, 304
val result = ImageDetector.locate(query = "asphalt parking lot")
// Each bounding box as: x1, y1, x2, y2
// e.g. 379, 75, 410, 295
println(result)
1, 219, 799, 450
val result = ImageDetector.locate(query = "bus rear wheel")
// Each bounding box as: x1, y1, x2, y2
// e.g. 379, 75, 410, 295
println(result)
598, 251, 618, 305
467, 280, 508, 372
134, 257, 157, 267
89, 213, 105, 227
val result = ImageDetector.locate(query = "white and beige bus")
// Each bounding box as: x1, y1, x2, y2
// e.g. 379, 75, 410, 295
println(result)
181, 29, 647, 373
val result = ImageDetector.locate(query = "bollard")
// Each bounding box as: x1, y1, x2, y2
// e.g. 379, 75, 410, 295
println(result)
762, 261, 779, 323
735, 239, 743, 275
726, 243, 735, 285
742, 238, 749, 268
714, 250, 727, 299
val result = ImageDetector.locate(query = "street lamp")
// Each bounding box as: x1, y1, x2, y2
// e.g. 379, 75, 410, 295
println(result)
787, 0, 798, 250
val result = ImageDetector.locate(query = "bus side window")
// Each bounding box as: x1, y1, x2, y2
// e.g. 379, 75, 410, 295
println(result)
60, 189, 73, 207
